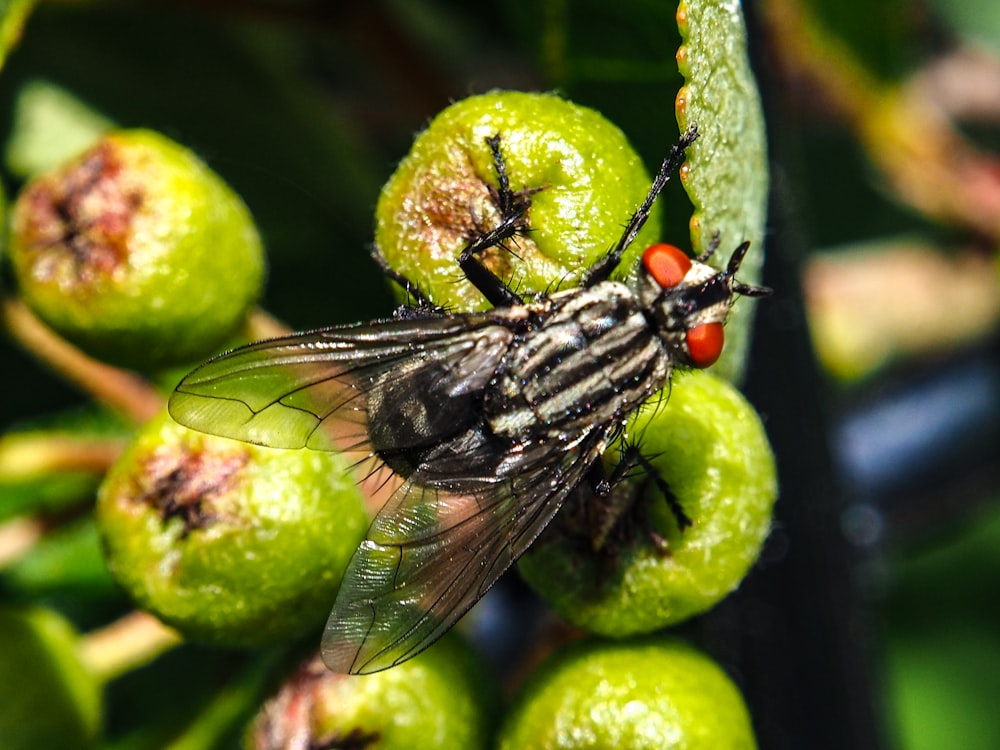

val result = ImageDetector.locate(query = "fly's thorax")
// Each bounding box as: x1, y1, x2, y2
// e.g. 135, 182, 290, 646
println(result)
633, 244, 735, 369
483, 281, 670, 440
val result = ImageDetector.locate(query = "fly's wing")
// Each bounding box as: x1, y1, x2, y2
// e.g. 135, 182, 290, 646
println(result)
168, 315, 512, 460
321, 425, 610, 674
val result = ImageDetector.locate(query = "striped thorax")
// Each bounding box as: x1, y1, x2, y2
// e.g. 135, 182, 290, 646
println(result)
483, 242, 752, 444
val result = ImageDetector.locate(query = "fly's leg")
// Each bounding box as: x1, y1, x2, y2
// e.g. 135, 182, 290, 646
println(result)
457, 134, 537, 309
581, 126, 700, 287
372, 134, 537, 311
584, 446, 692, 552
369, 248, 439, 311
696, 232, 721, 263
628, 449, 692, 531
457, 214, 526, 308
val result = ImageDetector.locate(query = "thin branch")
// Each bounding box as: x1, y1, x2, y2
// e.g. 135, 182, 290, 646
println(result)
0, 432, 125, 482
79, 611, 183, 683
762, 0, 1000, 237
0, 517, 45, 569
1, 297, 163, 423
244, 307, 292, 341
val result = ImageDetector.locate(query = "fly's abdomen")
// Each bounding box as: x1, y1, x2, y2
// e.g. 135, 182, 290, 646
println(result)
484, 282, 669, 439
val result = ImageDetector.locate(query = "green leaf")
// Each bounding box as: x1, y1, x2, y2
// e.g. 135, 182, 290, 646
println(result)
0, 472, 100, 523
0, 605, 101, 750
0, 0, 36, 74
886, 505, 1000, 750
676, 0, 769, 382
3, 518, 117, 598
5, 79, 115, 179
0, 407, 130, 521
926, 0, 1000, 55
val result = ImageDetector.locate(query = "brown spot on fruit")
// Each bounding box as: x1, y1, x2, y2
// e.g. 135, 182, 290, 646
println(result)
137, 445, 247, 536
14, 142, 144, 292
247, 655, 381, 750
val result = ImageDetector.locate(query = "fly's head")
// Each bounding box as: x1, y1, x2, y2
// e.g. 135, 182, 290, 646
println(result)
635, 241, 771, 368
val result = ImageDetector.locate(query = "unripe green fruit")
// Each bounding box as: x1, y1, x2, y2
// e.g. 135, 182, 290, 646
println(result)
246, 635, 498, 750
8, 129, 265, 369
97, 410, 368, 646
375, 91, 662, 310
498, 638, 756, 749
519, 371, 776, 636
0, 605, 101, 750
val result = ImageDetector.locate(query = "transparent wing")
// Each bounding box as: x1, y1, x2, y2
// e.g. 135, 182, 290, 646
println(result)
321, 425, 610, 674
168, 314, 513, 458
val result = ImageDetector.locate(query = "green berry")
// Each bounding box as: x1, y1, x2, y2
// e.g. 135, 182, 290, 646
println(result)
0, 605, 101, 750
375, 91, 661, 310
8, 129, 265, 369
96, 410, 368, 646
518, 370, 776, 636
246, 635, 498, 750
498, 638, 756, 750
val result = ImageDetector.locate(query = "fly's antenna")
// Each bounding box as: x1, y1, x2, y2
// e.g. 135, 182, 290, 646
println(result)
725, 241, 772, 298
733, 280, 772, 298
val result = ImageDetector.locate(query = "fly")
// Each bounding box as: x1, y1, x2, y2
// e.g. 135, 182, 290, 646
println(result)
168, 125, 770, 674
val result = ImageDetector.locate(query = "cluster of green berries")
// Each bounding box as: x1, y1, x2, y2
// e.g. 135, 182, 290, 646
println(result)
4, 92, 773, 748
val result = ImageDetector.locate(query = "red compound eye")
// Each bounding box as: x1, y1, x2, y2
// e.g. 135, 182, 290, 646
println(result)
686, 322, 725, 368
642, 244, 691, 289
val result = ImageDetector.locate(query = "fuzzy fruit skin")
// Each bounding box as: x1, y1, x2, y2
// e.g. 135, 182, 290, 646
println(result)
375, 91, 661, 311
96, 410, 368, 646
8, 129, 265, 369
498, 638, 756, 750
0, 605, 101, 750
246, 635, 498, 750
518, 370, 776, 636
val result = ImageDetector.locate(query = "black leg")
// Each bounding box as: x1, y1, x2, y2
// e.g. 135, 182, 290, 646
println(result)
629, 449, 693, 530
485, 133, 517, 218
457, 135, 535, 309
581, 443, 692, 552
369, 248, 437, 310
581, 126, 700, 287
456, 213, 526, 308
697, 231, 721, 263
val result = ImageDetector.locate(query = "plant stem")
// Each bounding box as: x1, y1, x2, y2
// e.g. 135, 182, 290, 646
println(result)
79, 610, 183, 683
0, 432, 125, 482
1, 297, 163, 423
0, 517, 45, 568
803, 242, 1000, 379
761, 0, 1000, 237
245, 306, 292, 341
